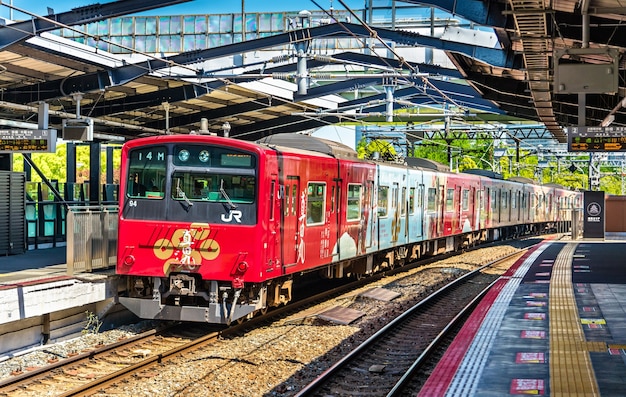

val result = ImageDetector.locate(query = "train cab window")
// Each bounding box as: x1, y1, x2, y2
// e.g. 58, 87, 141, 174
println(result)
409, 187, 415, 214
445, 188, 454, 211
347, 184, 361, 221
427, 187, 437, 211
462, 189, 469, 211
307, 182, 326, 225
378, 186, 389, 217
127, 146, 167, 199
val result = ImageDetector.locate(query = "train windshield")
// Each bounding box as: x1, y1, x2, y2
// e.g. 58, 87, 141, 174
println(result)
127, 146, 167, 199
124, 143, 258, 223
171, 145, 256, 204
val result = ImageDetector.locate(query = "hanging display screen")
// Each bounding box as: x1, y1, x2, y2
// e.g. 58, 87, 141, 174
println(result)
0, 129, 57, 153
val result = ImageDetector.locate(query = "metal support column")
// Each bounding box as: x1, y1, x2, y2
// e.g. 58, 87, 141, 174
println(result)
89, 142, 101, 204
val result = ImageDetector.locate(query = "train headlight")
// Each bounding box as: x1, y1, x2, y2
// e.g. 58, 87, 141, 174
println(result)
237, 261, 249, 273
123, 255, 135, 266
177, 149, 190, 162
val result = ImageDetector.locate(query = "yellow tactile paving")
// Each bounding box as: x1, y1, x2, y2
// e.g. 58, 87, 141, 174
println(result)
549, 242, 602, 396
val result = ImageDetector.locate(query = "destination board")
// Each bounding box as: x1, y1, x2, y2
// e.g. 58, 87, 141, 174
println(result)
0, 129, 57, 153
567, 126, 626, 152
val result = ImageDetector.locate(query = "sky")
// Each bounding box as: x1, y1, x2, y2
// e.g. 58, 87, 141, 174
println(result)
2, 0, 368, 20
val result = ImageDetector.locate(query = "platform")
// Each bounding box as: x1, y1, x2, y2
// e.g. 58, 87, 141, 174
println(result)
0, 246, 119, 356
419, 236, 626, 397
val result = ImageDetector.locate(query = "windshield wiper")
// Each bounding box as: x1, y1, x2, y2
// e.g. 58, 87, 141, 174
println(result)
220, 179, 237, 209
176, 179, 193, 207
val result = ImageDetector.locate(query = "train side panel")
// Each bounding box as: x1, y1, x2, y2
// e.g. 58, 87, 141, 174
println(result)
277, 151, 340, 275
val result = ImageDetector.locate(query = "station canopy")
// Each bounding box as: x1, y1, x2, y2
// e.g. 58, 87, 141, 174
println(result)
0, 0, 623, 145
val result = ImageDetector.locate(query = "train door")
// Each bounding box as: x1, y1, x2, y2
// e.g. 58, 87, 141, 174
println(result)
455, 185, 461, 232
438, 183, 445, 236
364, 180, 375, 249
416, 183, 424, 238
282, 176, 300, 267
268, 175, 280, 270
401, 184, 408, 242
470, 186, 476, 230
391, 182, 400, 243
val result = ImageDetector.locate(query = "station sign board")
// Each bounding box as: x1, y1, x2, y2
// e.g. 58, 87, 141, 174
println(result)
567, 125, 626, 152
0, 129, 57, 153
583, 190, 604, 239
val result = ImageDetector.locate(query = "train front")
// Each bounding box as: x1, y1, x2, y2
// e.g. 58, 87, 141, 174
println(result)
116, 135, 277, 324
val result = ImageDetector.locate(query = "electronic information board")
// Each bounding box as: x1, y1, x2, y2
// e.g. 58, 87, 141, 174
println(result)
0, 129, 57, 153
567, 126, 626, 152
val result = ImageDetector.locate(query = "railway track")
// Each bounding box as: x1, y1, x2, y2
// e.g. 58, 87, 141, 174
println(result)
294, 249, 526, 397
0, 324, 216, 397
0, 238, 539, 396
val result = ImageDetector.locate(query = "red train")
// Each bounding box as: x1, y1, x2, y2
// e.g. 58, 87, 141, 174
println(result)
116, 133, 581, 324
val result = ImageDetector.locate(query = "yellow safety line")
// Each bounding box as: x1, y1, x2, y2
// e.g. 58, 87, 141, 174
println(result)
549, 242, 602, 396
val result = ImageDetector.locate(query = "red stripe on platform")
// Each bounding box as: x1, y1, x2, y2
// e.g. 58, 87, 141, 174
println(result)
417, 278, 508, 396
417, 242, 546, 395
0, 275, 72, 289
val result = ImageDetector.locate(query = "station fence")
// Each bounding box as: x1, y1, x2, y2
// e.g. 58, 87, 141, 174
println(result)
66, 206, 118, 275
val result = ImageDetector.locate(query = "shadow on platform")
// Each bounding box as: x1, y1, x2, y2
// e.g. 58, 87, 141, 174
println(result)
0, 246, 67, 274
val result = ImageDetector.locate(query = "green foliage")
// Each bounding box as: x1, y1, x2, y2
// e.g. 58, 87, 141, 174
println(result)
11, 143, 121, 184
357, 138, 397, 161
457, 155, 478, 171
412, 132, 493, 170
82, 310, 102, 335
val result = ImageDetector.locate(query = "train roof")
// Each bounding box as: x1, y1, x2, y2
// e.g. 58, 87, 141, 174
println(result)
404, 157, 449, 172
462, 169, 504, 179
256, 133, 358, 160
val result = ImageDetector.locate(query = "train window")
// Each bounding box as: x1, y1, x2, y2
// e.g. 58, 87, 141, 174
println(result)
378, 186, 389, 217
291, 184, 297, 216
491, 190, 497, 209
127, 146, 166, 199
417, 185, 424, 209
270, 181, 276, 221
171, 172, 256, 204
512, 192, 517, 209
307, 182, 326, 225
284, 183, 290, 216
409, 187, 415, 214
462, 189, 469, 211
480, 189, 485, 210
445, 188, 454, 211
401, 187, 407, 215
427, 188, 436, 211
502, 191, 508, 209
347, 184, 361, 221
392, 183, 399, 211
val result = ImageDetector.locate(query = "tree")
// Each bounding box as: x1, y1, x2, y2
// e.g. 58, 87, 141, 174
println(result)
12, 143, 121, 184
357, 138, 398, 161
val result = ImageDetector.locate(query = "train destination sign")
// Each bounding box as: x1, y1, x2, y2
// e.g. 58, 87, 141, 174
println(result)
567, 126, 626, 152
0, 129, 57, 153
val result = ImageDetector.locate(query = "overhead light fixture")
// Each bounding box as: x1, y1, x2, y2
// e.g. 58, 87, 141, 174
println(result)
222, 121, 231, 138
